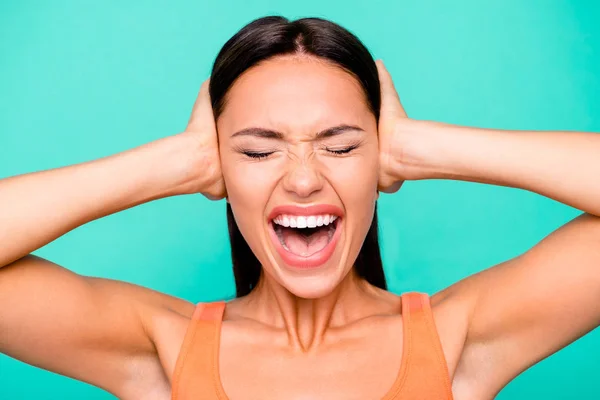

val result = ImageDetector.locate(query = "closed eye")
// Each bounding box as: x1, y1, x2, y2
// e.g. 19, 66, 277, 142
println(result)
326, 144, 359, 155
243, 151, 274, 160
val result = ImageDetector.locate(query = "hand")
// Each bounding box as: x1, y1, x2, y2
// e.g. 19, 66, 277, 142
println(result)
182, 79, 227, 200
376, 60, 409, 193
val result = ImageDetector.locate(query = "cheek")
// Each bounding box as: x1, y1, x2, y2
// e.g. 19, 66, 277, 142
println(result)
324, 144, 379, 204
220, 154, 278, 256
323, 146, 379, 253
219, 137, 275, 203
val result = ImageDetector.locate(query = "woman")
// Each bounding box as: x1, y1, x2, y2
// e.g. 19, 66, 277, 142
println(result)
1, 15, 599, 400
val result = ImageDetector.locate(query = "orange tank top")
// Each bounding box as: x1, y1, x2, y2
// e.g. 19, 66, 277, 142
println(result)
171, 292, 453, 399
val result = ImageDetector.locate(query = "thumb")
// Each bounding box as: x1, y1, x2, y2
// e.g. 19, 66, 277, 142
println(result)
376, 60, 407, 118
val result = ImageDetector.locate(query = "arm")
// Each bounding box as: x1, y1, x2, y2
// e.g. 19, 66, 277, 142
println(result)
415, 123, 600, 395
1, 134, 202, 266
376, 61, 600, 396
0, 81, 223, 397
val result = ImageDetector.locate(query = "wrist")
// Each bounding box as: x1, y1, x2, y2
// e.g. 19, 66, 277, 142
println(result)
159, 132, 213, 195
388, 119, 453, 181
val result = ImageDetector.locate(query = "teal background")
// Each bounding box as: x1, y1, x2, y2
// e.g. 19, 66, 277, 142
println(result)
1, 0, 599, 398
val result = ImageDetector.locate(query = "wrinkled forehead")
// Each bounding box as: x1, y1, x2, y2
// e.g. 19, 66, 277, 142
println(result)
216, 56, 375, 137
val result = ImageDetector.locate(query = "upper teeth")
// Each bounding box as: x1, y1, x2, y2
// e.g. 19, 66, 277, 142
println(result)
273, 214, 338, 228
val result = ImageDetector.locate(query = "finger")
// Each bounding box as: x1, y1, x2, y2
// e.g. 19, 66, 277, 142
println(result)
187, 79, 214, 132
376, 60, 407, 118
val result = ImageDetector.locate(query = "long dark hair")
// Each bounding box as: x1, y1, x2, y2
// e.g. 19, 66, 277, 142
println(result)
209, 16, 387, 297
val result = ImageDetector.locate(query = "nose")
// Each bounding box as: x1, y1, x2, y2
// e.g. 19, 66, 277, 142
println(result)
282, 159, 324, 199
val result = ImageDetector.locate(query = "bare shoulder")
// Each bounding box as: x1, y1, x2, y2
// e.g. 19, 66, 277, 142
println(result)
428, 214, 600, 399
87, 272, 199, 375
0, 256, 199, 399
430, 279, 504, 399
89, 276, 200, 397
428, 282, 475, 381
121, 281, 197, 385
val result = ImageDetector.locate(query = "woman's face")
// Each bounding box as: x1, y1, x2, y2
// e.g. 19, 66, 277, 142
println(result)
217, 55, 379, 298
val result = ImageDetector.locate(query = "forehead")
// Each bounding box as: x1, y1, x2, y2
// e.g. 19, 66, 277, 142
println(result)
217, 56, 373, 135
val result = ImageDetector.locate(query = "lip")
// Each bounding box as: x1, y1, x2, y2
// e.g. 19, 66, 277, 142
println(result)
267, 204, 344, 269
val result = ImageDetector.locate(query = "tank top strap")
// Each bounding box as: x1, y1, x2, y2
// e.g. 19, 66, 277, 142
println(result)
393, 292, 454, 399
171, 301, 227, 400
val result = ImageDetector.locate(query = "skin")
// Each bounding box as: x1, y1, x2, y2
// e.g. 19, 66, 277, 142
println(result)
0, 54, 599, 400
219, 56, 380, 301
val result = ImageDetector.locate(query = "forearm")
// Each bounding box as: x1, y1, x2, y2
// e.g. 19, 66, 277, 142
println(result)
406, 121, 600, 216
0, 133, 203, 266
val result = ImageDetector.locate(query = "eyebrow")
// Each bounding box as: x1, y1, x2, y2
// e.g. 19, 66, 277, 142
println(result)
230, 124, 365, 140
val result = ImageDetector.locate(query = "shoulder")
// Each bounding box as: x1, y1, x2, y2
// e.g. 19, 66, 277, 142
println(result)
430, 276, 513, 399
428, 283, 477, 384
134, 292, 198, 387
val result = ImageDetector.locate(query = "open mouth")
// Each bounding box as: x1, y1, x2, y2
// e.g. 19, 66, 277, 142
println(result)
267, 207, 343, 269
273, 215, 339, 256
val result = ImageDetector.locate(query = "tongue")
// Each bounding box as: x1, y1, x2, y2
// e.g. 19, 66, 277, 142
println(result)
281, 227, 331, 256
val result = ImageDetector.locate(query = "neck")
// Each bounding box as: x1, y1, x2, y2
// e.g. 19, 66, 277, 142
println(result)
240, 269, 383, 352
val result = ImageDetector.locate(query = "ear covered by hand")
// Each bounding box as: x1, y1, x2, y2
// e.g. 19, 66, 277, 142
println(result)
183, 79, 227, 200
376, 60, 409, 194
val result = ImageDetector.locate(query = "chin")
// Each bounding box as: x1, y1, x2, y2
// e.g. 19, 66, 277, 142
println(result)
272, 265, 350, 299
